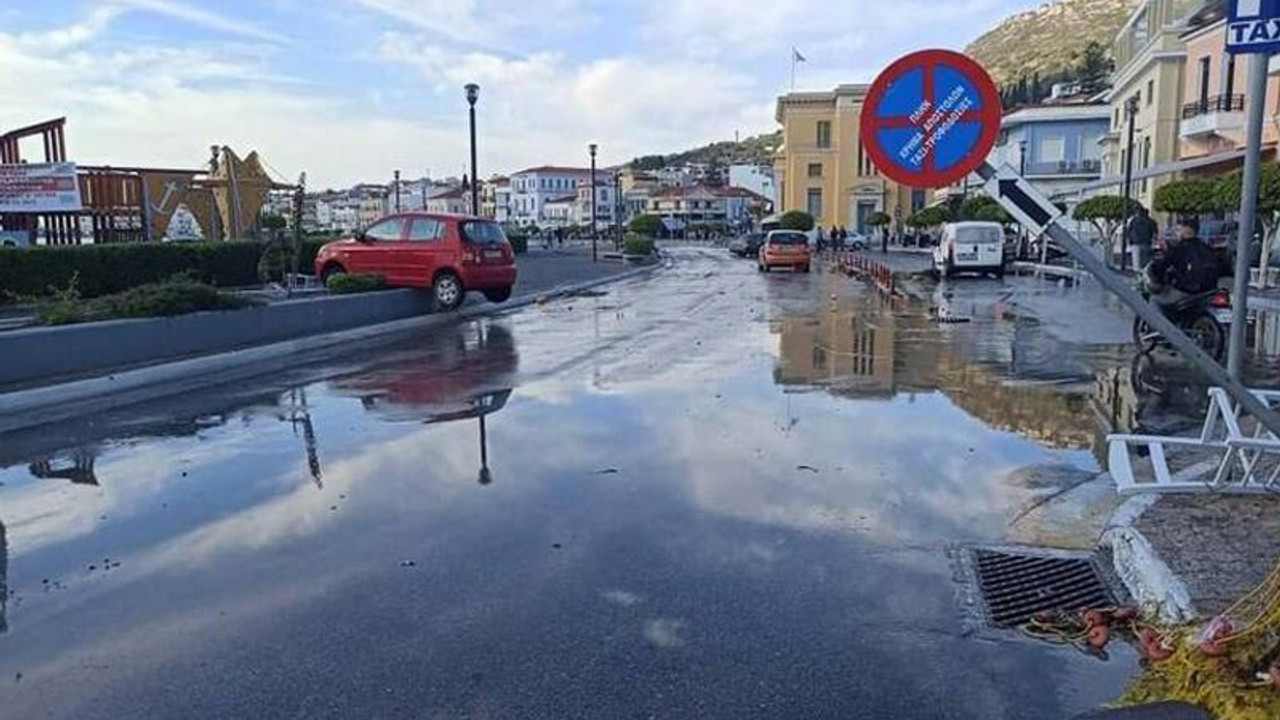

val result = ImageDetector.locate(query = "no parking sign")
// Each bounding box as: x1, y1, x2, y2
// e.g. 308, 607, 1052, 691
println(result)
860, 50, 1003, 189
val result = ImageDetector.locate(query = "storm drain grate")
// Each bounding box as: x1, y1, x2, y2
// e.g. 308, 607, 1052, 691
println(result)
972, 549, 1114, 628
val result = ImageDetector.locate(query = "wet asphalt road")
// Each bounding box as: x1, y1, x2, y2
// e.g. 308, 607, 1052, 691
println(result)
0, 248, 1143, 719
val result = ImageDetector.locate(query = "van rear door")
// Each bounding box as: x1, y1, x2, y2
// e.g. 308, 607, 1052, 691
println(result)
955, 226, 1004, 267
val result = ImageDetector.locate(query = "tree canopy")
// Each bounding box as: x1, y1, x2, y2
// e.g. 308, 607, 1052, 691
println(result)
907, 206, 951, 228
778, 210, 816, 231
1152, 178, 1224, 217
629, 213, 663, 237
865, 211, 892, 228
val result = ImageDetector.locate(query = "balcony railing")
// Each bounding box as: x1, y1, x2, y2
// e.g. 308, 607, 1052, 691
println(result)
1182, 94, 1246, 119
1025, 159, 1103, 176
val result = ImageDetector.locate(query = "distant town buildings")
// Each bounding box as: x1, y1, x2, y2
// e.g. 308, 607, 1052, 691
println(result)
508, 166, 594, 227
991, 105, 1111, 199
774, 84, 930, 234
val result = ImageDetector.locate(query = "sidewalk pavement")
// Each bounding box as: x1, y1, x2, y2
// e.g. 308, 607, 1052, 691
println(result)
851, 248, 1280, 622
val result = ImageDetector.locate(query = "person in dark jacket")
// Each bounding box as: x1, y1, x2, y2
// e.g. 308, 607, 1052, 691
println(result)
1126, 206, 1158, 271
1146, 217, 1219, 306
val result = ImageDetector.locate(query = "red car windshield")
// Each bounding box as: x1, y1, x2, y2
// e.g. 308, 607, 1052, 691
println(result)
462, 221, 508, 245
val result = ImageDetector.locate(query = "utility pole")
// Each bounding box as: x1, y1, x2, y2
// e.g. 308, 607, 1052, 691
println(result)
589, 143, 598, 262
1120, 96, 1138, 270
1229, 53, 1270, 379
393, 169, 401, 213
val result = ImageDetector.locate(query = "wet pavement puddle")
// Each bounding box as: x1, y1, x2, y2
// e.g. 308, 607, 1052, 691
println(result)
1, 248, 1259, 719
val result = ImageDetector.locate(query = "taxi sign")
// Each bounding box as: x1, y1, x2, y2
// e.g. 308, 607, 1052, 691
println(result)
860, 49, 1002, 189
1228, 0, 1280, 54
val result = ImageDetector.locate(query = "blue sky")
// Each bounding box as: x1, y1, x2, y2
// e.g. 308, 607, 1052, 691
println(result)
0, 0, 1054, 188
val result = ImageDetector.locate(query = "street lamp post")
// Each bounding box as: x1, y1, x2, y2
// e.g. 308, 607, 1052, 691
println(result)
589, 143, 598, 262
1019, 139, 1028, 258
465, 83, 480, 216
614, 170, 623, 250
1120, 96, 1139, 270
393, 169, 401, 213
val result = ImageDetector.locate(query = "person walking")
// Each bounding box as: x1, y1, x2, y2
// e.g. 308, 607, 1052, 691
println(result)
1126, 206, 1158, 272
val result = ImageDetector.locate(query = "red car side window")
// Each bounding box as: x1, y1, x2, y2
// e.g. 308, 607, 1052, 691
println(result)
366, 218, 405, 241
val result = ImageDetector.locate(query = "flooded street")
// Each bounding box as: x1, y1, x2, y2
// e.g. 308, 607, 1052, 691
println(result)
0, 248, 1164, 719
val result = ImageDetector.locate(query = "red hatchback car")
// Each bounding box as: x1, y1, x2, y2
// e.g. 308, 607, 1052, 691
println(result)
314, 213, 518, 310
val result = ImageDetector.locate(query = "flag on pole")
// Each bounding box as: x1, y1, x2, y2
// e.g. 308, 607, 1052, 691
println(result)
793, 47, 807, 63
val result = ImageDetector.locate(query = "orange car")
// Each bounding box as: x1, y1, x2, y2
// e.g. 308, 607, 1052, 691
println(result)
757, 230, 812, 273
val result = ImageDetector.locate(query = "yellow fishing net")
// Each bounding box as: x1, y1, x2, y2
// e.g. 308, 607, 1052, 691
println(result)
1122, 557, 1280, 720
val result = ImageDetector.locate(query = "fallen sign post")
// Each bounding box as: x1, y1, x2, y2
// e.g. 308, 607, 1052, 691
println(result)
979, 160, 1280, 440
857, 46, 1280, 441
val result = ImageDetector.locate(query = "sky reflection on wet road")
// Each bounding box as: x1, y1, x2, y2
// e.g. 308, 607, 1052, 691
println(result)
0, 248, 1147, 719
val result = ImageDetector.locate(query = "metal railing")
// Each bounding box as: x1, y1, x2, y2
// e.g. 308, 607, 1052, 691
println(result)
1025, 159, 1102, 176
1181, 94, 1246, 119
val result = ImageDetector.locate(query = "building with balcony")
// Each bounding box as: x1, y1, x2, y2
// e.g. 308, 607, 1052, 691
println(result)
1178, 3, 1280, 172
484, 177, 511, 222
990, 105, 1110, 202
508, 166, 593, 227
542, 194, 578, 227
775, 84, 928, 235
574, 177, 618, 230
728, 164, 779, 209
1098, 0, 1206, 209
424, 187, 471, 215
646, 185, 771, 233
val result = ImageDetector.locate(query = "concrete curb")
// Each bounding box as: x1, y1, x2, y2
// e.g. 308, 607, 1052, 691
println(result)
0, 263, 661, 435
1101, 494, 1198, 624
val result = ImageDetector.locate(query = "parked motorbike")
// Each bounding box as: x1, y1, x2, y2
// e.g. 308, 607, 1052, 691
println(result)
1132, 285, 1232, 362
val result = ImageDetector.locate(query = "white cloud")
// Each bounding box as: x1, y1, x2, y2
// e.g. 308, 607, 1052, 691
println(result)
345, 0, 597, 49
376, 34, 762, 167
105, 0, 290, 44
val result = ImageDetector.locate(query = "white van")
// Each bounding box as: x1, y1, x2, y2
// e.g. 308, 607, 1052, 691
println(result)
933, 222, 1006, 280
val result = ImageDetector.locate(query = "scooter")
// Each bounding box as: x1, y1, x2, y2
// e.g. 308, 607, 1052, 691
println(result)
1132, 285, 1232, 362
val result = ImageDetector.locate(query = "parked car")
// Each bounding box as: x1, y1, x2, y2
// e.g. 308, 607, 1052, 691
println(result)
932, 222, 1005, 279
845, 232, 870, 250
314, 212, 517, 310
729, 232, 765, 258
757, 230, 812, 273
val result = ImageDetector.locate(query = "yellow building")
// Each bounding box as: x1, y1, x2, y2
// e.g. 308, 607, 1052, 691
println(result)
775, 85, 931, 234
1099, 0, 1205, 210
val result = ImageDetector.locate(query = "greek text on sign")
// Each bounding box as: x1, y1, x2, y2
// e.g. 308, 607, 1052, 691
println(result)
1227, 0, 1280, 54
861, 49, 1002, 189
0, 162, 83, 213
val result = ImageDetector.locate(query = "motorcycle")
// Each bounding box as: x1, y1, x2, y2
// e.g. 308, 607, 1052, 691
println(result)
1132, 285, 1232, 362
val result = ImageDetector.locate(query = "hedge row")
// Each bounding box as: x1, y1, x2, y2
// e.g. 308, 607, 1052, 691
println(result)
0, 240, 330, 300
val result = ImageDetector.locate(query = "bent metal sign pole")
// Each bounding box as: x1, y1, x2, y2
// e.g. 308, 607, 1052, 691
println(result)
861, 49, 1280, 439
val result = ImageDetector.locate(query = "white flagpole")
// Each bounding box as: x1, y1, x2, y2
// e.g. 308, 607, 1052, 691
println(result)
790, 47, 796, 92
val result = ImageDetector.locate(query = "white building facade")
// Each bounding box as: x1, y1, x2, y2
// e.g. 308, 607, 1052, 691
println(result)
728, 165, 779, 209
508, 166, 593, 227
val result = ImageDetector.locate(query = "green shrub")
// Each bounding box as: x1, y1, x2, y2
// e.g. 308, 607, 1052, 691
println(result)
325, 273, 387, 294
0, 239, 342, 301
629, 214, 663, 238
0, 242, 262, 299
778, 210, 815, 231
35, 277, 261, 326
623, 237, 656, 256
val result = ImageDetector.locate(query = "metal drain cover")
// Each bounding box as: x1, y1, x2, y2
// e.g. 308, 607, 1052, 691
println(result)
972, 549, 1114, 628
